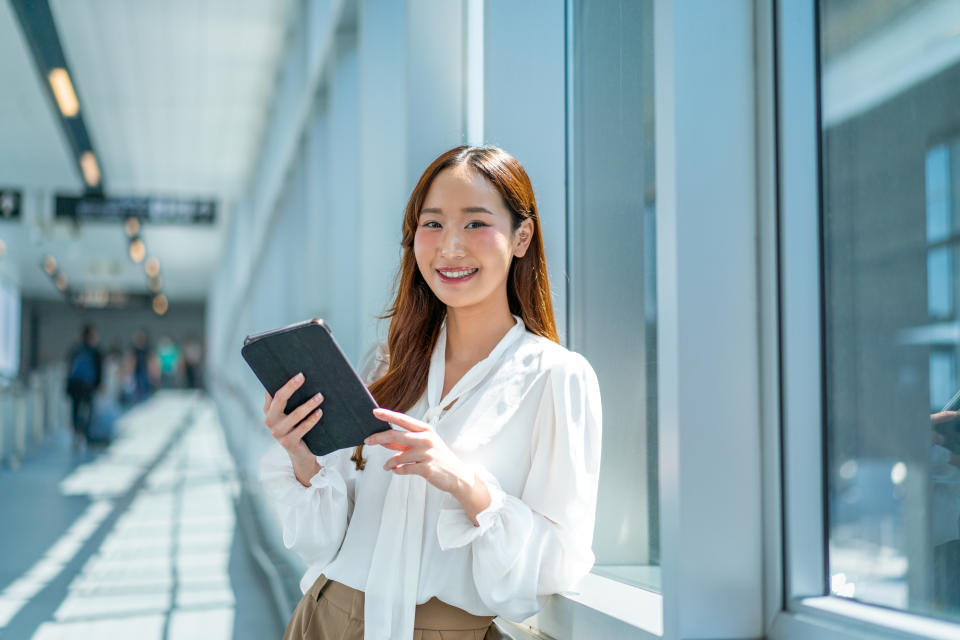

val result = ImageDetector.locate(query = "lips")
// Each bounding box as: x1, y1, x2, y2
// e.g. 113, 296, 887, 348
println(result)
436, 267, 478, 283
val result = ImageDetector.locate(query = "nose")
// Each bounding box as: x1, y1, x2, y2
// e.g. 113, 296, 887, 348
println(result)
439, 227, 465, 258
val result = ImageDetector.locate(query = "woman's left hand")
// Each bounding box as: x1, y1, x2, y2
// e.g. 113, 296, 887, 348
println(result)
366, 408, 491, 522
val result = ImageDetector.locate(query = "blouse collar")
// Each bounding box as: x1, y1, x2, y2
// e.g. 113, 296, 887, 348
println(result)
424, 314, 526, 424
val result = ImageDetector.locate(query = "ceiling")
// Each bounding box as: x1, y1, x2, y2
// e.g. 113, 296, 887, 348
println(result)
0, 0, 292, 302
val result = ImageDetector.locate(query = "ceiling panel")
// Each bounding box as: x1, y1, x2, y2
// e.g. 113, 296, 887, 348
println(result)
50, 0, 292, 200
0, 0, 83, 191
0, 0, 292, 303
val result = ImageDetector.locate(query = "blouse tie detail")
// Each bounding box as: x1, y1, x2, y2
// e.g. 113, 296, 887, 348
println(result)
363, 315, 527, 639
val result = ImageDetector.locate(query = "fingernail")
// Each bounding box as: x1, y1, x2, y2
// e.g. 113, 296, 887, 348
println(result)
296, 372, 304, 382
314, 392, 323, 402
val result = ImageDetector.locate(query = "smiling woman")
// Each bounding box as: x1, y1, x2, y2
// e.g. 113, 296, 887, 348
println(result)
414, 163, 533, 341
258, 145, 603, 640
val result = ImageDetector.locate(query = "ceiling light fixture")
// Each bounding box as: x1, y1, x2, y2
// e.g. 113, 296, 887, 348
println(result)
54, 272, 67, 291
129, 238, 145, 263
152, 293, 168, 316
12, 1, 106, 195
79, 151, 100, 187
43, 255, 57, 275
124, 216, 140, 237
144, 256, 160, 278
148, 276, 163, 292
0, 237, 5, 259
47, 67, 79, 117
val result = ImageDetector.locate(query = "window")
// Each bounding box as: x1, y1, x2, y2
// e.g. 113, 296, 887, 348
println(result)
820, 0, 960, 621
567, 0, 658, 589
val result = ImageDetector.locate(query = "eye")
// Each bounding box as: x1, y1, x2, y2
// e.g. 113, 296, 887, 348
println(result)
466, 221, 488, 229
420, 221, 441, 229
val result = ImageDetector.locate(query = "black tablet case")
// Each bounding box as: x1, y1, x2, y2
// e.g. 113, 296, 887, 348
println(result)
241, 319, 384, 457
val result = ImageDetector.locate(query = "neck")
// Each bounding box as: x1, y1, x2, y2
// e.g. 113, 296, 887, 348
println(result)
445, 303, 516, 365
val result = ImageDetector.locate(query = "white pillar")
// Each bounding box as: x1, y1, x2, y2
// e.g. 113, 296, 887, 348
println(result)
655, 0, 763, 637
357, 0, 408, 353
483, 0, 567, 342
327, 34, 361, 363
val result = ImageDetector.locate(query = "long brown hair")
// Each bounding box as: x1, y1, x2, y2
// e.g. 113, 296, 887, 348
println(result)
351, 145, 558, 470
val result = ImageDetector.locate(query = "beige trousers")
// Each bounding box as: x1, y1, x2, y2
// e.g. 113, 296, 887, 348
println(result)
284, 575, 496, 640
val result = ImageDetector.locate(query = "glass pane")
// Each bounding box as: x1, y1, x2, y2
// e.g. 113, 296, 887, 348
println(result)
926, 145, 950, 243
567, 0, 658, 589
928, 247, 954, 319
821, 0, 960, 619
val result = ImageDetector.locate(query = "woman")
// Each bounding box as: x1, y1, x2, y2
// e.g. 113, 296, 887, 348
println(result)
259, 145, 602, 639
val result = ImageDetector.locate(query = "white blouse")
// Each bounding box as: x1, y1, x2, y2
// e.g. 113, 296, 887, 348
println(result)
258, 314, 602, 639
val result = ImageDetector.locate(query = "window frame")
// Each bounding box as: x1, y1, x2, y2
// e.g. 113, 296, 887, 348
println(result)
482, 0, 664, 636
771, 1, 960, 638
537, 0, 766, 637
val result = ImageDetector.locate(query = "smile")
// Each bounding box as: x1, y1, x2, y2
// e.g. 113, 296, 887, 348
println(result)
436, 268, 478, 283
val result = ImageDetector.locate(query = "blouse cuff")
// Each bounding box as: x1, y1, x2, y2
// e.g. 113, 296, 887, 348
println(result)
259, 445, 347, 508
436, 466, 506, 550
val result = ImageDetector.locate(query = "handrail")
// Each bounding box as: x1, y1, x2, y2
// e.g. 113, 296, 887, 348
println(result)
0, 364, 66, 468
208, 372, 299, 627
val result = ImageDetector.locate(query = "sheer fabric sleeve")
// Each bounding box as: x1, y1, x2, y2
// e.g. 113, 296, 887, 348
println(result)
435, 352, 603, 621
258, 444, 357, 575
256, 342, 387, 577
358, 341, 389, 387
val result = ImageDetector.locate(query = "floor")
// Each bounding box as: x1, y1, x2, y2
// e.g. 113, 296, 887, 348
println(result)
0, 391, 284, 639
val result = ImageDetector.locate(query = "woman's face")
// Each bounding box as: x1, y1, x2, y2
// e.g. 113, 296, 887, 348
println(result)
414, 165, 533, 314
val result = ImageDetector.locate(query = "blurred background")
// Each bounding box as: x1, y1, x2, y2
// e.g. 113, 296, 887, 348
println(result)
7, 0, 960, 639
0, 0, 657, 638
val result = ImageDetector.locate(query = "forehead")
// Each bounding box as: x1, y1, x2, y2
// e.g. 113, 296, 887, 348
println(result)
421, 165, 504, 209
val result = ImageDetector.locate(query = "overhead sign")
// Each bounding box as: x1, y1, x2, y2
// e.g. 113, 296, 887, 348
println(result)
55, 195, 216, 224
0, 190, 21, 220
69, 290, 154, 309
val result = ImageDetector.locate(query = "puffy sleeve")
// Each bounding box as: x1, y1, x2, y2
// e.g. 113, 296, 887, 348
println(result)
435, 352, 603, 620
259, 444, 357, 579
257, 341, 388, 584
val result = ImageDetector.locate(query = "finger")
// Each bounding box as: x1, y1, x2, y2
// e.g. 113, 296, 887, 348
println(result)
384, 450, 424, 470
372, 408, 430, 432
273, 401, 323, 439
282, 408, 322, 449
284, 392, 325, 428
274, 373, 306, 412
263, 391, 271, 414
392, 464, 420, 475
364, 428, 418, 448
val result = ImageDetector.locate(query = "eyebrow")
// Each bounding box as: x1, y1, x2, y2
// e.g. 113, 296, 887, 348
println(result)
419, 207, 495, 216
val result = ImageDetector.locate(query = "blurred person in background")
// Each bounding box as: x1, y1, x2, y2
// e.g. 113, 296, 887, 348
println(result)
156, 335, 182, 388
131, 329, 153, 402
182, 334, 202, 389
118, 347, 138, 407
65, 324, 103, 450
85, 344, 125, 445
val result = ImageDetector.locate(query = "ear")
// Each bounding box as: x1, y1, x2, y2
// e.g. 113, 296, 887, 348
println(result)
514, 218, 534, 258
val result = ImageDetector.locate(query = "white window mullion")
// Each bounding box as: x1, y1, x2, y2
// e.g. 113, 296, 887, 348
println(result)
654, 1, 764, 638
775, 0, 826, 605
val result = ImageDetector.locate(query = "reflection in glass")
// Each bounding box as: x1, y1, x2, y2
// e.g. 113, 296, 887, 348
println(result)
568, 0, 658, 589
821, 0, 960, 620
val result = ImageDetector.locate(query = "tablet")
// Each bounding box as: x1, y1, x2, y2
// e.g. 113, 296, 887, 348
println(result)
241, 318, 385, 457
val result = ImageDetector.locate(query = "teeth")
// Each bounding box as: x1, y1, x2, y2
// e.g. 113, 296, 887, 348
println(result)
439, 268, 478, 279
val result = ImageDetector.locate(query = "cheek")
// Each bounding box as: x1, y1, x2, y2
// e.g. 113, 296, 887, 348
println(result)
481, 231, 517, 269
413, 230, 435, 260
471, 228, 511, 254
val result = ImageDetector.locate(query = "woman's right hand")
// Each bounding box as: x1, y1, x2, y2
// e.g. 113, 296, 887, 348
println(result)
262, 373, 324, 481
